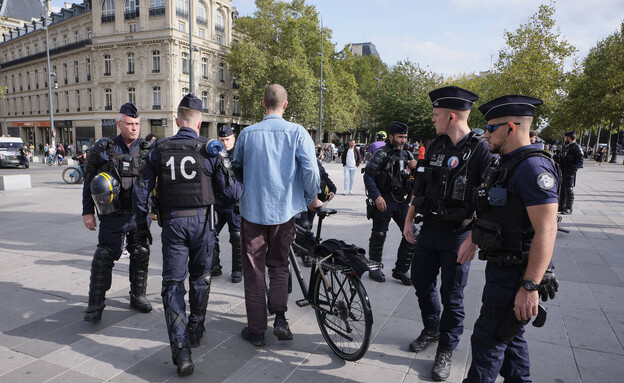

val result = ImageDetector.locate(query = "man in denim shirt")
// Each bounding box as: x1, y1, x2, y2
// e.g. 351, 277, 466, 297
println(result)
233, 84, 321, 347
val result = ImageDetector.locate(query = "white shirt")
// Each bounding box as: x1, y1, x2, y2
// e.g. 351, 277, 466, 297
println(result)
346, 148, 356, 167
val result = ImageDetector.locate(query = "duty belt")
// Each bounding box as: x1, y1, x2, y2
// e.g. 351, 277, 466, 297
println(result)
479, 250, 529, 267
108, 208, 133, 216
160, 207, 208, 221
423, 217, 465, 230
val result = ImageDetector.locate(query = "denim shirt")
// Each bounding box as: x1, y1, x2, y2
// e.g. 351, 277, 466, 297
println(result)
233, 114, 320, 225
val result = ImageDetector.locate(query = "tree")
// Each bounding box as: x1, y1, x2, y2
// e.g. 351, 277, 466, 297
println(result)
227, 0, 358, 134
348, 52, 388, 136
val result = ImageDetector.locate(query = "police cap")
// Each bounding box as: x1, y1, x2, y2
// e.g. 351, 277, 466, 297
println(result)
564, 131, 575, 137
218, 125, 234, 137
388, 121, 408, 135
119, 102, 139, 118
178, 93, 203, 112
479, 95, 543, 121
429, 86, 479, 111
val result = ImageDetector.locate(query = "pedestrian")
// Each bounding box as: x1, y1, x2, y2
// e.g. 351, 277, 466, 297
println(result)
82, 103, 153, 325
418, 139, 429, 160
557, 131, 583, 214
48, 144, 56, 166
341, 139, 362, 194
232, 83, 321, 348
359, 143, 367, 164
133, 94, 243, 376
211, 125, 244, 283
595, 145, 605, 165
369, 131, 387, 155
363, 121, 417, 285
460, 95, 559, 382
403, 86, 494, 381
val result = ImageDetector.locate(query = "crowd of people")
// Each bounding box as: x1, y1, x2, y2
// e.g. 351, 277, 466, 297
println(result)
74, 83, 571, 382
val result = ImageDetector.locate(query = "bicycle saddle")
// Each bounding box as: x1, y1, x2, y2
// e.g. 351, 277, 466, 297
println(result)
317, 208, 337, 219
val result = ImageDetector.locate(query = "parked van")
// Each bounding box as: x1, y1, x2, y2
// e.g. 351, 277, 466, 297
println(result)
0, 137, 27, 168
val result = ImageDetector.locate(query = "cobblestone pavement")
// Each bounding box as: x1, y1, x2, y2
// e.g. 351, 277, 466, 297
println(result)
1, 157, 623, 382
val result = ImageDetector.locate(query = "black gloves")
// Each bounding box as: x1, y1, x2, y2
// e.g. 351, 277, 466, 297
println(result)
135, 223, 152, 248
539, 269, 559, 302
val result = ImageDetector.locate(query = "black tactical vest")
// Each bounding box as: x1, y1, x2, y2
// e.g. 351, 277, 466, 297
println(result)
156, 136, 215, 209
367, 145, 414, 202
413, 132, 482, 224
472, 148, 555, 255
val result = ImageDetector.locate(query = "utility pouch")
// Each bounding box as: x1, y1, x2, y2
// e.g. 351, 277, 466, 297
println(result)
451, 175, 467, 201
495, 307, 529, 342
366, 198, 375, 220
472, 219, 503, 250
489, 186, 508, 206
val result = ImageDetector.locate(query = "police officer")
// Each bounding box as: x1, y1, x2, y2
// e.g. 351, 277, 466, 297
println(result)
558, 131, 583, 214
211, 125, 243, 283
82, 103, 152, 323
133, 94, 243, 376
403, 86, 494, 381
461, 95, 559, 382
363, 121, 417, 284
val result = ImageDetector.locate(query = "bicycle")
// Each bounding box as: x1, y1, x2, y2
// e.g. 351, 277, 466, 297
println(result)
288, 208, 375, 361
322, 151, 333, 163
62, 163, 85, 184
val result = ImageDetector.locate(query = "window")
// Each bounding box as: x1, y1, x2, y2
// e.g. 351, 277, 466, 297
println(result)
182, 52, 188, 74
150, 0, 166, 17
201, 91, 208, 111
127, 53, 135, 74
64, 35, 68, 46
176, 0, 188, 19
75, 31, 80, 42
178, 21, 185, 32
233, 95, 240, 115
74, 61, 79, 83
197, 1, 207, 26
88, 88, 93, 110
87, 27, 92, 39
129, 23, 137, 33
128, 87, 136, 104
53, 38, 57, 48
76, 90, 81, 111
104, 54, 111, 76
219, 94, 225, 114
35, 70, 39, 89
55, 92, 59, 113
105, 88, 112, 110
202, 57, 208, 78
86, 58, 91, 80
63, 64, 68, 85
125, 0, 139, 20
152, 50, 160, 73
153, 86, 161, 109
215, 9, 224, 33
36, 95, 40, 114
218, 62, 224, 82
182, 87, 190, 96
102, 0, 115, 23
199, 28, 205, 39
26, 72, 30, 90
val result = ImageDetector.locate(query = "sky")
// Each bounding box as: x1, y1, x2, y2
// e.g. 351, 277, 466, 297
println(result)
52, 0, 624, 76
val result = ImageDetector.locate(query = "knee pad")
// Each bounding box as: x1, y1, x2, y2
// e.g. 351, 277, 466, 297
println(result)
229, 231, 241, 246
370, 231, 387, 244
94, 246, 115, 265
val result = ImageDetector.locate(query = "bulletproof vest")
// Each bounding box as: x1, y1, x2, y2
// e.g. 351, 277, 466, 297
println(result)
561, 142, 580, 169
472, 148, 554, 255
413, 132, 482, 224
368, 145, 414, 202
156, 136, 215, 209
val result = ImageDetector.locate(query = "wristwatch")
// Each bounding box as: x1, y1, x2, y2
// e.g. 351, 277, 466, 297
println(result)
520, 279, 539, 291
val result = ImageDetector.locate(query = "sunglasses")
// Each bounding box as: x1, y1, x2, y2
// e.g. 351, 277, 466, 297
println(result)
485, 122, 520, 133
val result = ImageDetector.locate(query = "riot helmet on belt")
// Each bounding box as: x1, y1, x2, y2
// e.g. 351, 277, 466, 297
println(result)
90, 172, 121, 215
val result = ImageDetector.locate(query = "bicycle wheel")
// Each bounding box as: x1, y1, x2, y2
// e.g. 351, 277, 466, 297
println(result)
62, 167, 81, 184
313, 268, 373, 361
323, 154, 332, 163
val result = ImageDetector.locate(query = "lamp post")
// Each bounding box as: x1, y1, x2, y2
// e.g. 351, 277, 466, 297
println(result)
189, 0, 195, 95
318, 17, 325, 145
42, 1, 55, 147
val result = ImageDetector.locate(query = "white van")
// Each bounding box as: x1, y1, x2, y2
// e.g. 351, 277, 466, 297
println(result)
0, 137, 27, 168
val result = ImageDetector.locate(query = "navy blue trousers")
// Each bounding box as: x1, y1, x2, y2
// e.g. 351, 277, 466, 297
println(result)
98, 213, 140, 283
463, 263, 531, 383
214, 203, 241, 258
411, 224, 470, 350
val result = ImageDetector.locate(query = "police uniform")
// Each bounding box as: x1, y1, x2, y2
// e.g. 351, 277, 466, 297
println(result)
363, 121, 416, 284
83, 103, 152, 323
211, 125, 243, 283
408, 87, 494, 381
133, 94, 243, 375
464, 95, 559, 382
557, 131, 583, 214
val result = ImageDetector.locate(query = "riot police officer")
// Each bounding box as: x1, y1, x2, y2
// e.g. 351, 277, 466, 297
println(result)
558, 131, 583, 214
363, 121, 417, 284
133, 94, 243, 376
82, 103, 152, 323
461, 95, 559, 382
403, 86, 494, 381
211, 125, 243, 283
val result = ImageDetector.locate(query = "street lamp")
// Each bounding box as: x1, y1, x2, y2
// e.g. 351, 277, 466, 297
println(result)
318, 17, 325, 145
42, 1, 55, 147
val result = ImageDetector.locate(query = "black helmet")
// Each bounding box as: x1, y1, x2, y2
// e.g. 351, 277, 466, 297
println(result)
90, 172, 121, 215
318, 180, 330, 202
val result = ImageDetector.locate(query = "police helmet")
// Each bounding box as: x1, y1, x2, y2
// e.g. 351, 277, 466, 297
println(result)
90, 172, 121, 215
376, 131, 387, 140
318, 182, 330, 202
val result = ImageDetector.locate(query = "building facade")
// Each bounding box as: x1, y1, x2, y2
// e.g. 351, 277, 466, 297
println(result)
0, 0, 246, 149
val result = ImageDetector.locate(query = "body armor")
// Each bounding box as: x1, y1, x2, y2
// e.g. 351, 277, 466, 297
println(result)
365, 144, 414, 202
157, 137, 215, 209
412, 132, 482, 224
472, 148, 556, 260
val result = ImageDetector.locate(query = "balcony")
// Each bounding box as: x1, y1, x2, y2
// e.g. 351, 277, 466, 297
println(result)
105, 105, 112, 110
215, 24, 225, 33
101, 14, 115, 24
196, 17, 207, 26
75, 77, 79, 83
149, 6, 165, 17
124, 9, 140, 20
104, 71, 111, 76
176, 8, 188, 19
152, 105, 161, 110
152, 69, 160, 73
128, 70, 135, 75
220, 110, 225, 115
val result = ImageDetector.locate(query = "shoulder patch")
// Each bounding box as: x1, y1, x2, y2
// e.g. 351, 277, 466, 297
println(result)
447, 156, 460, 169
537, 172, 556, 190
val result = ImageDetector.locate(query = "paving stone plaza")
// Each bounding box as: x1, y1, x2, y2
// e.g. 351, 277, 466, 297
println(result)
1, 157, 624, 382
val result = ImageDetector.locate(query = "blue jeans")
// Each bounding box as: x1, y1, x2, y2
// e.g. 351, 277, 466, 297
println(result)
344, 166, 356, 192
